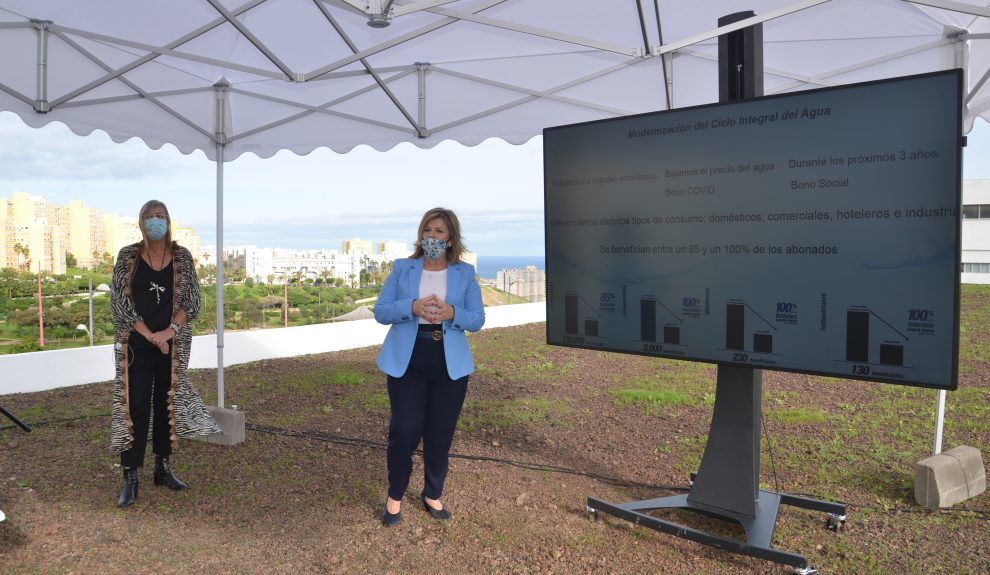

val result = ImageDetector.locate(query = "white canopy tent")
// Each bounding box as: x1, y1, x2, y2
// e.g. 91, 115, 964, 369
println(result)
0, 0, 988, 407
1, 0, 988, 158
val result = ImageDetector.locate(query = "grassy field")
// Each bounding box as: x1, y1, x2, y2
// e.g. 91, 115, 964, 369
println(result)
0, 285, 986, 574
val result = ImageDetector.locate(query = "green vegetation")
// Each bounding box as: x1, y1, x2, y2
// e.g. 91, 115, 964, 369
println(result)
458, 397, 570, 431
194, 283, 379, 332
612, 388, 696, 412
608, 365, 715, 415
339, 390, 390, 412
0, 265, 378, 353
765, 407, 830, 425
0, 267, 114, 352
959, 284, 990, 363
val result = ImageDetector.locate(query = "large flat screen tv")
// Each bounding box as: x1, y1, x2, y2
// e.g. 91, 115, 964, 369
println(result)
544, 70, 962, 390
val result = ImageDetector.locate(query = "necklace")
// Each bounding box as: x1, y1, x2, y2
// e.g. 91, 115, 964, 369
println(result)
147, 245, 168, 305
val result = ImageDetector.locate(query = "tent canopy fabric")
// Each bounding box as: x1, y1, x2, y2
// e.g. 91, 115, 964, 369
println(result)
0, 0, 988, 162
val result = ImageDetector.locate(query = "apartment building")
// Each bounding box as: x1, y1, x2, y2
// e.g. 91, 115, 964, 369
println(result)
963, 179, 990, 284
496, 265, 546, 302
0, 193, 199, 273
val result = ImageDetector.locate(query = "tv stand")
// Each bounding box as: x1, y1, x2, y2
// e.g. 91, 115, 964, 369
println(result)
586, 365, 846, 574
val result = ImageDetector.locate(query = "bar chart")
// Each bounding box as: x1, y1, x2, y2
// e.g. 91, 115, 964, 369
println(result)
563, 291, 601, 339
845, 307, 907, 366
639, 296, 684, 345
725, 300, 776, 353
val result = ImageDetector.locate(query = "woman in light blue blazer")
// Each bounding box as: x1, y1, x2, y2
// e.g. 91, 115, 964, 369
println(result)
374, 207, 485, 526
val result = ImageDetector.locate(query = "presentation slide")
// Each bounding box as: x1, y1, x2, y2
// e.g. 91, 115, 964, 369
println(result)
544, 71, 961, 390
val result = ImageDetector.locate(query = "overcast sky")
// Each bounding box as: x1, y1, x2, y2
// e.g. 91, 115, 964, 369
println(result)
1, 112, 988, 257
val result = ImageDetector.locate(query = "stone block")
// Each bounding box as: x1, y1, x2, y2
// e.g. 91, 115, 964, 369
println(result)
915, 445, 986, 509
199, 406, 245, 445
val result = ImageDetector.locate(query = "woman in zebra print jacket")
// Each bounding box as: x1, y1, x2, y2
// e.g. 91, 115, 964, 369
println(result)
109, 200, 219, 508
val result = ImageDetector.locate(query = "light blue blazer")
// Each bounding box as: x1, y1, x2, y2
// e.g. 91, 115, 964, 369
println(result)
374, 257, 485, 380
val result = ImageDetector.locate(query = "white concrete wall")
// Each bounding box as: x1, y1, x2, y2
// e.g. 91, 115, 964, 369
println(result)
0, 303, 546, 395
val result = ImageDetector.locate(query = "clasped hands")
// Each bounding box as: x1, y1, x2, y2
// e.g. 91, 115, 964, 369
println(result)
146, 326, 176, 355
413, 294, 453, 324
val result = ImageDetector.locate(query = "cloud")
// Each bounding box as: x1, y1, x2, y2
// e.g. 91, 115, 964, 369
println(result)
1, 113, 203, 183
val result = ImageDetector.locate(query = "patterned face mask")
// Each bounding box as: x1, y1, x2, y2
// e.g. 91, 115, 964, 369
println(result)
422, 237, 447, 261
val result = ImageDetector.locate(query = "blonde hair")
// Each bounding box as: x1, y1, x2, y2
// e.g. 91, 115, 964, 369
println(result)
138, 199, 172, 247
411, 207, 465, 263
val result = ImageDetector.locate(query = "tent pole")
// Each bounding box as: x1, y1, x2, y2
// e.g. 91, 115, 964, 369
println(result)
213, 78, 231, 409
215, 142, 225, 408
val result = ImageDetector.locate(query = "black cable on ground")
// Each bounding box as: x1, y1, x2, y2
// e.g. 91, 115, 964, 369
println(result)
248, 423, 690, 493
760, 412, 781, 493
0, 414, 97, 430
4, 415, 988, 520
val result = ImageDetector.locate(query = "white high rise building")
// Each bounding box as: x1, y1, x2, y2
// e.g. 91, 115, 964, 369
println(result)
496, 265, 545, 302
0, 192, 200, 273
963, 179, 990, 284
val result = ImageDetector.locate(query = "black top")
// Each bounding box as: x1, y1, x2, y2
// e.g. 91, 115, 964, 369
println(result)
131, 257, 174, 336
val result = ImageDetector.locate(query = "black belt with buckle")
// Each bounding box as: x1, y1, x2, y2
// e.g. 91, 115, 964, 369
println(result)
416, 328, 443, 341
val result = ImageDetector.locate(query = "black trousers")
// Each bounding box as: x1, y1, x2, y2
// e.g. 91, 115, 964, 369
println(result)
121, 339, 173, 469
386, 333, 468, 501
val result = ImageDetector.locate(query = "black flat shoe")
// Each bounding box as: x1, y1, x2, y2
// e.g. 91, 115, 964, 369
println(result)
420, 494, 451, 521
382, 505, 402, 526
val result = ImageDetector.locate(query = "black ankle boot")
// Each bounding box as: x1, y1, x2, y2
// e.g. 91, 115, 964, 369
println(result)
154, 456, 188, 491
117, 467, 138, 508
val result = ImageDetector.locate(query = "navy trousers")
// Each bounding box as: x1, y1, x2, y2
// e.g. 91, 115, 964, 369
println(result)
121, 338, 173, 469
386, 333, 468, 501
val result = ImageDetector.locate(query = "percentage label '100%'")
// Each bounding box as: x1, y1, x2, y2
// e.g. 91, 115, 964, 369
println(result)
724, 244, 751, 254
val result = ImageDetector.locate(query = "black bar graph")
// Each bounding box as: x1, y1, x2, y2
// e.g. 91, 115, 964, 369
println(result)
585, 319, 599, 337
753, 333, 773, 353
663, 326, 680, 345
565, 293, 578, 335
726, 303, 744, 350
845, 309, 870, 362
879, 343, 904, 366
641, 298, 657, 342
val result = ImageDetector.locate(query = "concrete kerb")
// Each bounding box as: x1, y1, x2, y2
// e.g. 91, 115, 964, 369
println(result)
914, 445, 987, 509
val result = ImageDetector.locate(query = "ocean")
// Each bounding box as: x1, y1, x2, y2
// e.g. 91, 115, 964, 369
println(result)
475, 255, 545, 279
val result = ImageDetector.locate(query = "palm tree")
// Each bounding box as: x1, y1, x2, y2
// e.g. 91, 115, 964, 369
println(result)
319, 269, 332, 316
13, 242, 31, 271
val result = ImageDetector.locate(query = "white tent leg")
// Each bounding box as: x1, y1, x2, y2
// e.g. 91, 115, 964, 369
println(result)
213, 78, 231, 409
215, 142, 225, 408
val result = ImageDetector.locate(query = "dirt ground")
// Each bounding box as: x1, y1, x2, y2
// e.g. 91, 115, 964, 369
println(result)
1, 317, 988, 574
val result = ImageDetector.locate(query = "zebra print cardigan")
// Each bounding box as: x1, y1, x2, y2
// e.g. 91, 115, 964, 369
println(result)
109, 242, 220, 453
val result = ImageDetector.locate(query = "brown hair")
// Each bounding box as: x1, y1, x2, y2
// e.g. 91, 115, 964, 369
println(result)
411, 207, 465, 263
138, 199, 172, 247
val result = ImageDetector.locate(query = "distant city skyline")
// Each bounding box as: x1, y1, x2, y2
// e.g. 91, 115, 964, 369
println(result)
1, 112, 987, 258
0, 190, 200, 275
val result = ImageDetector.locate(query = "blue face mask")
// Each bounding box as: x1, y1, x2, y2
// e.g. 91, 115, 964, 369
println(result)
144, 217, 168, 240
422, 237, 447, 261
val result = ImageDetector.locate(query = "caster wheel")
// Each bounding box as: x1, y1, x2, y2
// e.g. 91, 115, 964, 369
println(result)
826, 512, 847, 531
793, 565, 819, 575
586, 505, 598, 522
